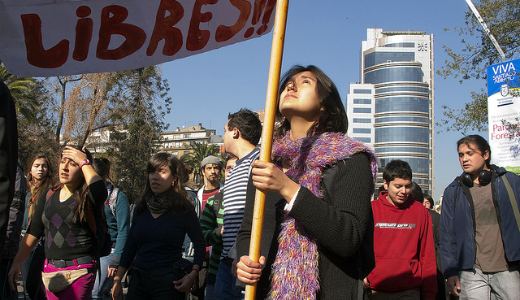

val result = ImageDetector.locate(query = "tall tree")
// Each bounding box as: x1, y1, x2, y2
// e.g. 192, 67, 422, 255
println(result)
61, 72, 122, 147
438, 0, 519, 133
54, 75, 82, 143
107, 67, 172, 203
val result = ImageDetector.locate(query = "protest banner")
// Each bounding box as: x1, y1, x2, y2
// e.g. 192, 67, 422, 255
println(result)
487, 58, 520, 174
0, 0, 275, 76
1, 2, 289, 299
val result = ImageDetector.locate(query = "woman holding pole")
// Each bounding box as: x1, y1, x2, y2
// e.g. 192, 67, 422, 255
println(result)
236, 65, 377, 299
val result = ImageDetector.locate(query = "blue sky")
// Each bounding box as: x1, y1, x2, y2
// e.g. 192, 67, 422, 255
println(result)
159, 0, 488, 201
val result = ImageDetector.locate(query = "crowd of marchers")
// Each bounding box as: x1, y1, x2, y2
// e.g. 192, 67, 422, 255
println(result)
0, 65, 519, 300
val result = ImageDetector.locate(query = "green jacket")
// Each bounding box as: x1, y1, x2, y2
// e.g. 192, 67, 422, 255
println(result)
199, 191, 224, 283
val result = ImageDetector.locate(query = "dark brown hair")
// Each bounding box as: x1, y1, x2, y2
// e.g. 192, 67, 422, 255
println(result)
227, 109, 262, 146
383, 160, 413, 183
457, 135, 491, 167
275, 65, 348, 137
134, 152, 193, 216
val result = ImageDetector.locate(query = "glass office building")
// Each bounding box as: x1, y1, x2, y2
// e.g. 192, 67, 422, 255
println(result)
347, 28, 434, 194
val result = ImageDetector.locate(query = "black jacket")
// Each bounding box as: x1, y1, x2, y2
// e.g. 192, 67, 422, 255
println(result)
0, 81, 18, 255
237, 153, 375, 299
2, 164, 27, 258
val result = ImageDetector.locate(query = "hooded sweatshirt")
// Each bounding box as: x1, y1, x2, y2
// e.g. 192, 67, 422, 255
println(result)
367, 192, 437, 298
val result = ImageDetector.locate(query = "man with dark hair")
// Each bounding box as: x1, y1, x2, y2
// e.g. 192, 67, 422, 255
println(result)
0, 81, 18, 257
365, 160, 437, 300
440, 134, 520, 299
226, 109, 262, 146
214, 109, 261, 299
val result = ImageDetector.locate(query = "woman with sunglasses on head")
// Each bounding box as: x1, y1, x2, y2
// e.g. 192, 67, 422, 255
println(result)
9, 146, 107, 299
111, 153, 204, 300
236, 65, 378, 299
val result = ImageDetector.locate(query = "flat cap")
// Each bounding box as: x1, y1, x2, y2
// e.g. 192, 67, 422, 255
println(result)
200, 155, 222, 168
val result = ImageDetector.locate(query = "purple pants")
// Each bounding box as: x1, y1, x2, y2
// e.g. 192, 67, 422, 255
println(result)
43, 259, 96, 300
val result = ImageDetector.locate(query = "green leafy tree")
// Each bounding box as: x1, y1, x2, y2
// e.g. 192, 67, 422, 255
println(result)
0, 63, 34, 99
106, 67, 172, 203
438, 0, 519, 133
1, 63, 58, 166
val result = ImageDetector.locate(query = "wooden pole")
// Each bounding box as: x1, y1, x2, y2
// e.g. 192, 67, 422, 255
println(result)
245, 0, 289, 299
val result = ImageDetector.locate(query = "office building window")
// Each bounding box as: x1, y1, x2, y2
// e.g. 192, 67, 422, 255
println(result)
353, 118, 372, 123
353, 107, 372, 113
376, 86, 429, 94
377, 146, 429, 154
375, 126, 429, 143
353, 128, 371, 134
378, 157, 429, 174
375, 116, 429, 124
375, 97, 429, 113
364, 52, 415, 68
353, 89, 372, 94
364, 66, 424, 84
357, 137, 372, 143
353, 98, 372, 105
383, 42, 415, 48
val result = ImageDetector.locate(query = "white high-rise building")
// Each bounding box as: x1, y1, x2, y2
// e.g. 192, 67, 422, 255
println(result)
347, 28, 434, 194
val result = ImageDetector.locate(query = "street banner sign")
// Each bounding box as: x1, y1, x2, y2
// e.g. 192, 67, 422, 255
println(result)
487, 58, 520, 174
0, 0, 275, 76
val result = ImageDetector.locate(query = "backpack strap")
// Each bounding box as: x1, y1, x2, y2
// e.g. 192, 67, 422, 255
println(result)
46, 189, 57, 201
501, 174, 520, 232
108, 187, 119, 217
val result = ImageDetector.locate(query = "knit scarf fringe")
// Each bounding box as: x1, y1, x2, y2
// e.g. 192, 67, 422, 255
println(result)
268, 132, 377, 300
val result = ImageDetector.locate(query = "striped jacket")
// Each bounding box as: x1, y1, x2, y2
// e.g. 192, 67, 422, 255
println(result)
199, 191, 224, 283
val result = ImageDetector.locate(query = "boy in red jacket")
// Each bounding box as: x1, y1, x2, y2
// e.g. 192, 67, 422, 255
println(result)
364, 160, 437, 300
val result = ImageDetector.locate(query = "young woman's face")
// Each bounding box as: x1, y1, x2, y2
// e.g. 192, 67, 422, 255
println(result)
30, 158, 49, 181
149, 164, 175, 194
59, 156, 83, 187
279, 71, 321, 120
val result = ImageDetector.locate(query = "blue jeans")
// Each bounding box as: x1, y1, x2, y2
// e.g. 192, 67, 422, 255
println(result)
91, 252, 119, 299
22, 242, 45, 300
205, 283, 217, 300
460, 267, 520, 299
214, 259, 243, 300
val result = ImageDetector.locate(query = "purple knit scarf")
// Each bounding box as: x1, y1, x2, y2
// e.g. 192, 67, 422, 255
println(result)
268, 132, 377, 299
